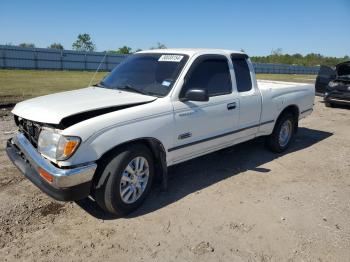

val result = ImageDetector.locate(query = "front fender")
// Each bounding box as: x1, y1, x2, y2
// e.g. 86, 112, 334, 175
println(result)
57, 99, 174, 167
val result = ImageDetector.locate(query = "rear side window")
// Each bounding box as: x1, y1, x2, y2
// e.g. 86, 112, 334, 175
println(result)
231, 57, 252, 92
318, 65, 336, 77
183, 58, 232, 97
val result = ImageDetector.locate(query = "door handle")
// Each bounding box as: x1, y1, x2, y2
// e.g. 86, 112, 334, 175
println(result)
227, 102, 237, 110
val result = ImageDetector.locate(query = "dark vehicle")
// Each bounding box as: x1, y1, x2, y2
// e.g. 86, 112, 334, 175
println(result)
315, 61, 350, 107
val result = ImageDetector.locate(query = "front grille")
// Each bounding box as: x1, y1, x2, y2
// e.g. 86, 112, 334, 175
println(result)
14, 116, 42, 147
333, 81, 350, 92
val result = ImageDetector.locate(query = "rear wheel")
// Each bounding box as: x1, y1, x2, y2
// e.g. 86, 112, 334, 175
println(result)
94, 144, 154, 216
266, 113, 296, 153
325, 101, 333, 107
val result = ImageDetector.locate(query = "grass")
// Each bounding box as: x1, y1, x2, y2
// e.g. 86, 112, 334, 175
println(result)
0, 69, 316, 105
0, 70, 107, 104
257, 74, 316, 83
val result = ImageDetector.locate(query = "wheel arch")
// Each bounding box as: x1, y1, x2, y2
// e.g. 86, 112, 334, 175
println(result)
276, 104, 300, 132
93, 137, 168, 192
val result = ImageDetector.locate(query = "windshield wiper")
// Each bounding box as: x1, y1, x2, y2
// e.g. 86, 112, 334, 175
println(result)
93, 83, 106, 88
117, 84, 147, 95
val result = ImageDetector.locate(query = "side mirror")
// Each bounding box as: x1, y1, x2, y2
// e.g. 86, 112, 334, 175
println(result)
184, 89, 209, 102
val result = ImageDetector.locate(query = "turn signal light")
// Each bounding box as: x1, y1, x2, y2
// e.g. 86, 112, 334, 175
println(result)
57, 136, 81, 160
38, 168, 53, 183
63, 140, 79, 157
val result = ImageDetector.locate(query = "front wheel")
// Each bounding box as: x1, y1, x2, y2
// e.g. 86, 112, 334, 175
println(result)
266, 113, 296, 153
325, 101, 334, 108
94, 144, 154, 216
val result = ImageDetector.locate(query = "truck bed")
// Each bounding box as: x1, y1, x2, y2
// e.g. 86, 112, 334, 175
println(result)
257, 79, 314, 89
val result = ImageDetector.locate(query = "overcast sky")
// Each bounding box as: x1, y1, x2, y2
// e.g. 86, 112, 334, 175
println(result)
1, 0, 349, 57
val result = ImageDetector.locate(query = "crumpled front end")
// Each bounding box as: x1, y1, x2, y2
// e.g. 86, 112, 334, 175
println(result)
325, 80, 350, 105
6, 132, 96, 201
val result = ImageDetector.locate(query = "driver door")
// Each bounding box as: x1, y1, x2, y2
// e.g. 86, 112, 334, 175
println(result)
169, 55, 239, 163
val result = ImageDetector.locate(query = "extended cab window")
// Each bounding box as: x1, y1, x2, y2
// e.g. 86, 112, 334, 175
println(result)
182, 58, 232, 97
231, 56, 252, 92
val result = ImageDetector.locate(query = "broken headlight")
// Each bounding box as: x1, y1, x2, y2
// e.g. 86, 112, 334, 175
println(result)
328, 81, 338, 88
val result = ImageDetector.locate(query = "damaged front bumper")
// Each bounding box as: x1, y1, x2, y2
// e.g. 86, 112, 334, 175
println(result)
325, 90, 350, 105
6, 132, 97, 201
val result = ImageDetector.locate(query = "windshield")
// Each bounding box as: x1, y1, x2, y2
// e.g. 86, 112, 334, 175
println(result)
100, 53, 188, 97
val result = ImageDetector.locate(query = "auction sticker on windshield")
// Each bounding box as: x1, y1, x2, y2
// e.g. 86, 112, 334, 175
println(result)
158, 55, 184, 62
162, 80, 172, 86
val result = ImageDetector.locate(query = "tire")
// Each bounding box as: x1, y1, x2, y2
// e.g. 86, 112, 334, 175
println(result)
94, 144, 154, 216
325, 101, 333, 107
266, 113, 296, 153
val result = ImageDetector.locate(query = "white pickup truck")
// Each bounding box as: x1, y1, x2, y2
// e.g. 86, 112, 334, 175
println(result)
6, 49, 314, 215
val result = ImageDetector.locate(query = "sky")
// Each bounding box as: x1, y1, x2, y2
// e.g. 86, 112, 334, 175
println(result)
0, 0, 349, 57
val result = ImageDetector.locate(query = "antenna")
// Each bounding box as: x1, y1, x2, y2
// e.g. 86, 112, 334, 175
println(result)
89, 51, 108, 87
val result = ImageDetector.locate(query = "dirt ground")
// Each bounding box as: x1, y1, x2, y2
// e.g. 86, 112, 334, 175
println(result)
0, 96, 349, 262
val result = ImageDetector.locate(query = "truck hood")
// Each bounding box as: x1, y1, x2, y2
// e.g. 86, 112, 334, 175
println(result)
12, 87, 157, 125
336, 61, 350, 77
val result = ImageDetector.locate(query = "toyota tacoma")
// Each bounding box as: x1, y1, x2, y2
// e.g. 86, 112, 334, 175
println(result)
6, 49, 315, 215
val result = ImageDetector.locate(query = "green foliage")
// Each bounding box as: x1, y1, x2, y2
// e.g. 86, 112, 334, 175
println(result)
150, 42, 167, 49
251, 48, 349, 67
72, 34, 96, 52
115, 46, 133, 54
19, 43, 35, 48
105, 50, 118, 54
271, 48, 282, 56
48, 43, 64, 50
107, 47, 142, 54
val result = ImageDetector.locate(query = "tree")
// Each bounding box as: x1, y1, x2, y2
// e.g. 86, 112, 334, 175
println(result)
105, 50, 118, 54
150, 42, 167, 49
250, 52, 349, 67
135, 48, 143, 52
292, 53, 303, 59
48, 43, 64, 50
271, 48, 283, 56
72, 33, 95, 52
116, 46, 133, 54
19, 43, 35, 48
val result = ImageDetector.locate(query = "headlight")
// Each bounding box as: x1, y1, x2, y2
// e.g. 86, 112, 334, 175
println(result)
328, 81, 338, 88
37, 129, 60, 160
38, 129, 81, 161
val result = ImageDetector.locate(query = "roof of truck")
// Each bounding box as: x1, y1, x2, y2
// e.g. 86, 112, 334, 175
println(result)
137, 48, 247, 57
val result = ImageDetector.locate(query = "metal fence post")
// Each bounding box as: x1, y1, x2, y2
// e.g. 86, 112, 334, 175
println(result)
60, 50, 64, 70
105, 52, 109, 71
1, 49, 6, 69
34, 49, 38, 69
